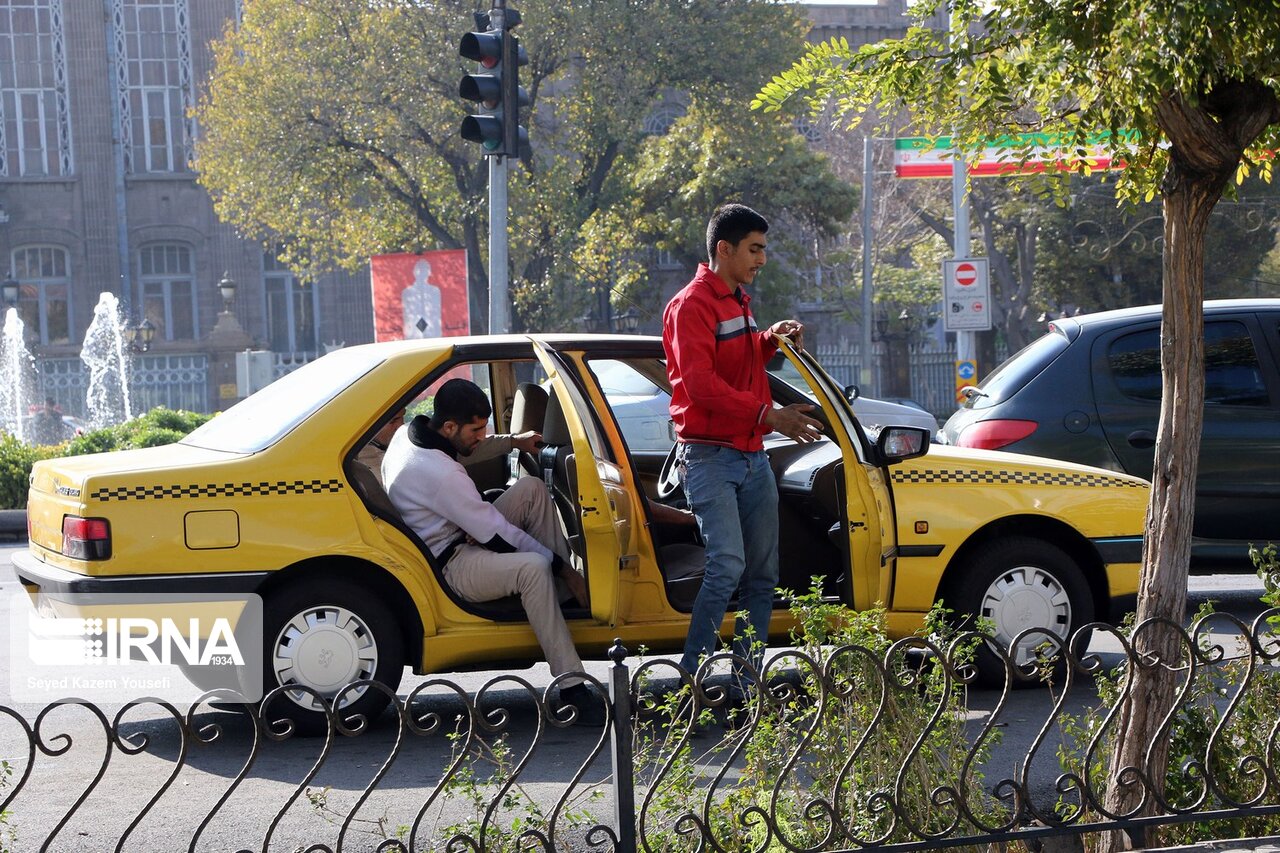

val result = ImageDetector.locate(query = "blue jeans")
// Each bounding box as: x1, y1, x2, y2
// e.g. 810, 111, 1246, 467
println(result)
678, 444, 780, 678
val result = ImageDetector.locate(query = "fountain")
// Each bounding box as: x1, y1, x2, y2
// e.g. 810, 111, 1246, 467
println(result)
0, 307, 38, 442
80, 292, 133, 431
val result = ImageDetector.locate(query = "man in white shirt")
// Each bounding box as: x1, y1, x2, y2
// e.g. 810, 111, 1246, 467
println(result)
358, 406, 540, 488
382, 378, 602, 723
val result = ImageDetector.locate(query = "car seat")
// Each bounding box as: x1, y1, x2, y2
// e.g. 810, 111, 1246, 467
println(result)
539, 390, 585, 560
510, 382, 548, 478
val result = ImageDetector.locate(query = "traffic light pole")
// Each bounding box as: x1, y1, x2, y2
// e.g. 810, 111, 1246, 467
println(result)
950, 0, 976, 378
460, 1, 527, 335
489, 152, 509, 335
487, 1, 510, 335
952, 153, 974, 367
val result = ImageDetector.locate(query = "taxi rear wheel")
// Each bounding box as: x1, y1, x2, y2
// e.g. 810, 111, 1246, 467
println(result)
945, 536, 1093, 686
260, 581, 405, 735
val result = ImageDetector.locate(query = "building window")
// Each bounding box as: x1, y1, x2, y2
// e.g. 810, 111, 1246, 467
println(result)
11, 245, 71, 345
654, 248, 682, 270
642, 102, 685, 136
263, 251, 318, 354
793, 116, 822, 143
0, 0, 73, 177
138, 243, 195, 340
112, 0, 193, 174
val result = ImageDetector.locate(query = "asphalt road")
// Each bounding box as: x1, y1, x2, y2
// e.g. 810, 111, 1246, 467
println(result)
0, 541, 1270, 853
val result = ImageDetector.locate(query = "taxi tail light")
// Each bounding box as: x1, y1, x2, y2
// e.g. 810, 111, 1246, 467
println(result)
63, 515, 111, 560
958, 419, 1038, 450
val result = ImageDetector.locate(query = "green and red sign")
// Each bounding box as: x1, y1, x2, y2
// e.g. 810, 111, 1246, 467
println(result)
894, 131, 1137, 179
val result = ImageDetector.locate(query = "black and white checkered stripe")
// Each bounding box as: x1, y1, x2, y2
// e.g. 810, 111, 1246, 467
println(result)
89, 479, 346, 502
891, 469, 1144, 488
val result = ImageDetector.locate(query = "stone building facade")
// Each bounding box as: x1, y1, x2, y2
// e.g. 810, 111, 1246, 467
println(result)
0, 0, 916, 416
0, 0, 369, 415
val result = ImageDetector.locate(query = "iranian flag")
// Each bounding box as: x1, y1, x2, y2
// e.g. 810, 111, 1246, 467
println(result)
894, 131, 1136, 179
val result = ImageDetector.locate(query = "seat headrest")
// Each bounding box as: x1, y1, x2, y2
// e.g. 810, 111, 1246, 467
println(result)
511, 383, 549, 434
541, 388, 572, 447
347, 460, 401, 523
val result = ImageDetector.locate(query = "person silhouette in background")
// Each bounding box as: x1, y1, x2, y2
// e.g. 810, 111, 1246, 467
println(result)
402, 259, 442, 340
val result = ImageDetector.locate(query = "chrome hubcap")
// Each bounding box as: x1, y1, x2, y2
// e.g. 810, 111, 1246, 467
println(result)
979, 565, 1072, 665
272, 605, 378, 711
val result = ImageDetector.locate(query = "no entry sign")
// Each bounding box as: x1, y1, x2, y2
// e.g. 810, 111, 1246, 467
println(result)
942, 257, 992, 331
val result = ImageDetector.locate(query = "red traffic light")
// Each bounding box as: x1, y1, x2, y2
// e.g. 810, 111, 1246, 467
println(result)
460, 31, 502, 68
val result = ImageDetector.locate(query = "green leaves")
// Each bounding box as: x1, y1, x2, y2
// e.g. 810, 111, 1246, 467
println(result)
197, 0, 828, 331
754, 0, 1280, 200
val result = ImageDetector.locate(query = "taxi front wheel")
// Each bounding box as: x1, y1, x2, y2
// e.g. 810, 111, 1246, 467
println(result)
945, 536, 1093, 687
259, 581, 405, 736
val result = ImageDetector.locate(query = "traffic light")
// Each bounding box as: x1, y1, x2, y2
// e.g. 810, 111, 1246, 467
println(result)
459, 9, 528, 157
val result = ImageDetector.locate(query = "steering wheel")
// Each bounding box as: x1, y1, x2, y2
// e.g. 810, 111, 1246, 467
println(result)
656, 442, 682, 500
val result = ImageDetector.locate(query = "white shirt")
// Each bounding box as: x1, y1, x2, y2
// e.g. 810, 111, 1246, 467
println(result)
382, 424, 550, 561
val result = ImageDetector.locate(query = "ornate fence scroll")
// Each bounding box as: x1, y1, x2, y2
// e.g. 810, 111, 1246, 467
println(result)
4, 613, 1280, 852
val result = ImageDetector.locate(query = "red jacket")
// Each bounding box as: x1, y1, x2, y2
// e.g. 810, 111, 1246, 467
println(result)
663, 264, 778, 451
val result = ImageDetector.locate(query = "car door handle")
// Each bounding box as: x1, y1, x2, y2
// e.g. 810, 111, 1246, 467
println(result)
1126, 430, 1156, 449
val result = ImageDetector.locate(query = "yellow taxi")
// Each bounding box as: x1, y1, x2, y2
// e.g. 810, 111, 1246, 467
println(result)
15, 335, 1147, 728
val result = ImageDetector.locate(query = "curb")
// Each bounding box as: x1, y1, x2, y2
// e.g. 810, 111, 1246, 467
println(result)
0, 508, 27, 542
1142, 837, 1280, 853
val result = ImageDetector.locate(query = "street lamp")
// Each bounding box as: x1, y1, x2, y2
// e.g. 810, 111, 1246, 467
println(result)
1, 274, 17, 307
218, 271, 237, 313
614, 308, 641, 334
125, 318, 156, 353
897, 308, 919, 338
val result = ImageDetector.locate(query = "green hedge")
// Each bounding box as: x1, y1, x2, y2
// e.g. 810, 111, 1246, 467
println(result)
0, 407, 214, 510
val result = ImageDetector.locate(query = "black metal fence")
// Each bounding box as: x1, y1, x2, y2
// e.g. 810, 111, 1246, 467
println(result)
4, 612, 1280, 852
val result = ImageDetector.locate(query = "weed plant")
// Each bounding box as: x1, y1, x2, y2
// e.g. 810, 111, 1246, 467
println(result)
0, 760, 14, 853
1054, 544, 1280, 850
632, 579, 1008, 852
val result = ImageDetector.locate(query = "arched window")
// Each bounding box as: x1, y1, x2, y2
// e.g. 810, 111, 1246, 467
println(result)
642, 102, 685, 136
138, 243, 195, 340
10, 244, 70, 344
793, 116, 822, 144
263, 249, 318, 354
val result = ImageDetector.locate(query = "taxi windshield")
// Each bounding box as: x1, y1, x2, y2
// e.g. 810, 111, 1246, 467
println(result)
182, 348, 386, 453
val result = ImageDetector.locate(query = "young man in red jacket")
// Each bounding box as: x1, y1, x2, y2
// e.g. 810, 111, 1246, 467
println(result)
663, 203, 824, 685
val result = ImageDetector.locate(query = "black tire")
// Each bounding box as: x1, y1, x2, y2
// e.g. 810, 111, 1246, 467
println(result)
943, 536, 1093, 687
259, 581, 405, 736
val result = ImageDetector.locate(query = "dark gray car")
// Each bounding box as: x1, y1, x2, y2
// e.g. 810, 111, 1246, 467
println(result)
940, 299, 1280, 569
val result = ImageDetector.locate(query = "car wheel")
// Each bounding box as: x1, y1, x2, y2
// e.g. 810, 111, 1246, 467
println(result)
260, 581, 404, 735
945, 536, 1093, 686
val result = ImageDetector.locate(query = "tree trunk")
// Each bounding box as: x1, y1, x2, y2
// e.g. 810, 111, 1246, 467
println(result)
1097, 82, 1280, 851
1097, 161, 1212, 850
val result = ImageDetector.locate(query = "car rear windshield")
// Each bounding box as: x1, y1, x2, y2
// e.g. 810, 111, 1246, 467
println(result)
181, 349, 386, 453
965, 327, 1070, 410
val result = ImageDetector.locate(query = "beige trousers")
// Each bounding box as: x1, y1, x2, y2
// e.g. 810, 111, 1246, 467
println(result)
442, 477, 585, 680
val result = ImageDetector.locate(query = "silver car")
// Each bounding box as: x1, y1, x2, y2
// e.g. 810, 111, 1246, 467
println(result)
592, 356, 939, 455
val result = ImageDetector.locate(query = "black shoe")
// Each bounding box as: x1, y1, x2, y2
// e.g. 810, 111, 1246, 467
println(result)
556, 683, 608, 727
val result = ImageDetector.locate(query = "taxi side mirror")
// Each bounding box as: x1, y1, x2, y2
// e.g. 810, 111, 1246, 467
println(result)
877, 426, 931, 465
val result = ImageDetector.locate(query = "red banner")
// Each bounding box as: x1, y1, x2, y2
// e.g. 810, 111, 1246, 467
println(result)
370, 250, 469, 342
